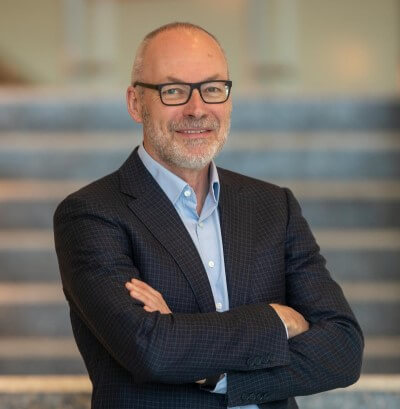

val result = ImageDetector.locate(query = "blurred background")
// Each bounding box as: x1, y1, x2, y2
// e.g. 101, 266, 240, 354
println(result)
0, 0, 399, 408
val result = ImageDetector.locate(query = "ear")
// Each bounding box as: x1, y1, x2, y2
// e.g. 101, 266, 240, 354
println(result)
126, 86, 143, 123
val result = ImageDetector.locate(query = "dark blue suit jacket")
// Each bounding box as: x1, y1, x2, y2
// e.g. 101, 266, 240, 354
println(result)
54, 148, 363, 408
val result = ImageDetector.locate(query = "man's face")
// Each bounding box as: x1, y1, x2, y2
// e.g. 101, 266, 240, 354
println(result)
132, 29, 231, 172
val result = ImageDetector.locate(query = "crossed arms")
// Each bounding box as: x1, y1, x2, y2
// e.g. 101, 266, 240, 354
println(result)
54, 187, 363, 406
126, 278, 309, 339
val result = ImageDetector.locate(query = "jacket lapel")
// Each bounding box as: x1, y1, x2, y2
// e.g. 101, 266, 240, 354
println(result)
119, 149, 216, 313
219, 173, 254, 309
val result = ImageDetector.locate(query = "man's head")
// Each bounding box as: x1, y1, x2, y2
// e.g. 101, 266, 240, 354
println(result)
127, 22, 232, 173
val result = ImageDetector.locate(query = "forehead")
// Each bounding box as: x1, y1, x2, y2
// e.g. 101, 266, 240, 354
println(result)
142, 29, 228, 82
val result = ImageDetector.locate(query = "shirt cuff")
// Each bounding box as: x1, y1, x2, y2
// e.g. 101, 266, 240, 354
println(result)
278, 315, 289, 339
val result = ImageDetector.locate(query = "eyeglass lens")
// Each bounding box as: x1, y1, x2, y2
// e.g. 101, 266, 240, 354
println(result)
160, 81, 230, 104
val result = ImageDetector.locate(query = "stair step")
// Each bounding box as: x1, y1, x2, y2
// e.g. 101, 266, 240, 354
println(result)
0, 201, 58, 229
0, 335, 398, 374
217, 151, 400, 180
324, 250, 400, 282
1, 248, 398, 283
0, 250, 59, 282
302, 200, 400, 229
2, 199, 400, 229
0, 359, 87, 375
0, 375, 398, 409
313, 229, 400, 250
0, 282, 398, 305
341, 283, 400, 302
0, 337, 78, 358
2, 149, 400, 179
0, 335, 396, 359
0, 180, 87, 201
352, 303, 400, 336
1, 97, 399, 131
1, 131, 400, 151
0, 375, 91, 392
0, 304, 71, 336
2, 228, 400, 251
2, 179, 400, 201
0, 303, 398, 337
362, 358, 400, 374
0, 132, 140, 151
0, 283, 64, 305
0, 288, 398, 337
0, 150, 129, 179
0, 230, 54, 250
0, 98, 136, 132
2, 373, 395, 392
278, 180, 400, 200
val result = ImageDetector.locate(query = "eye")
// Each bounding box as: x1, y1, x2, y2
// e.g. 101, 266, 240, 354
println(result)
165, 88, 179, 95
161, 86, 187, 96
204, 86, 223, 94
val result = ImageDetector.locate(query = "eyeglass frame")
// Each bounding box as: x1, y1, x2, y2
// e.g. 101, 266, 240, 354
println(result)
132, 80, 233, 106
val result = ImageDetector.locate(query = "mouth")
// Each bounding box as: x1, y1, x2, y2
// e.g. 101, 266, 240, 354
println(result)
175, 129, 211, 136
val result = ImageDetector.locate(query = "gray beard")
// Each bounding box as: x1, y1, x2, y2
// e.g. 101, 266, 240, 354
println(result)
142, 111, 229, 170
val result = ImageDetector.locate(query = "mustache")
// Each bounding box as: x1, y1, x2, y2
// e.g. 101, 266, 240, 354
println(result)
169, 118, 219, 132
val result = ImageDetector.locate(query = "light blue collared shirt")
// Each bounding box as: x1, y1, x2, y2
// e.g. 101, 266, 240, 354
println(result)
138, 145, 259, 409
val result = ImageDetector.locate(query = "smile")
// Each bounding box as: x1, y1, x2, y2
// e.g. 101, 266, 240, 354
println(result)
177, 129, 208, 134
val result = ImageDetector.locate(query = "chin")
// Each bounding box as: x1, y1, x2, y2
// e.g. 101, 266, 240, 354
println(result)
173, 156, 212, 170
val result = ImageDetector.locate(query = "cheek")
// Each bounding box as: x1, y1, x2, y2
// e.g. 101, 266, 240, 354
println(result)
144, 108, 172, 131
150, 94, 161, 104
214, 103, 231, 123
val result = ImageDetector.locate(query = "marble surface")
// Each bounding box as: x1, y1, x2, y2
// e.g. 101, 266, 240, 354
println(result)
298, 392, 400, 409
1, 392, 400, 409
0, 394, 90, 409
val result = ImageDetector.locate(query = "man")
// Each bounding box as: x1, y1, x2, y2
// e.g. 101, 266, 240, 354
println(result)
54, 22, 363, 409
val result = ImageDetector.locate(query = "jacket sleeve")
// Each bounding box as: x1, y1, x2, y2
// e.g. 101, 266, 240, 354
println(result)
53, 194, 289, 385
225, 188, 364, 408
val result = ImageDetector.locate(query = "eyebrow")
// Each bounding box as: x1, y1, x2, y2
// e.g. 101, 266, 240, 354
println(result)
165, 75, 224, 83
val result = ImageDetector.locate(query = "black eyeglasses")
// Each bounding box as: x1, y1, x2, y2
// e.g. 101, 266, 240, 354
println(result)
133, 80, 232, 106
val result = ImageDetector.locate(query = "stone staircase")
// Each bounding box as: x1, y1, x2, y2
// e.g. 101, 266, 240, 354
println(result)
0, 93, 399, 407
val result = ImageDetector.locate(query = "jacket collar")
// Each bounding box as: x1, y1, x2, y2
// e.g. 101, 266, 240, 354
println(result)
118, 147, 254, 311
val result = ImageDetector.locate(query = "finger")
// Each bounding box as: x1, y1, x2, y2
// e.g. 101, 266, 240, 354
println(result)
128, 281, 166, 309
126, 282, 156, 301
126, 281, 171, 313
129, 286, 163, 307
128, 288, 149, 305
127, 285, 158, 306
129, 288, 168, 313
131, 279, 161, 297
130, 288, 155, 305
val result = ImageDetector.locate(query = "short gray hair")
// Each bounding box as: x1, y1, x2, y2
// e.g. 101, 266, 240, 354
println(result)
131, 22, 227, 84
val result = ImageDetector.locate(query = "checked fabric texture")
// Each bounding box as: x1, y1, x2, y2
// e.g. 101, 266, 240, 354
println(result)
54, 148, 363, 409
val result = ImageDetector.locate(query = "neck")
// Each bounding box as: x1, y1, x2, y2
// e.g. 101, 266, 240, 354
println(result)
167, 164, 210, 215
142, 143, 212, 215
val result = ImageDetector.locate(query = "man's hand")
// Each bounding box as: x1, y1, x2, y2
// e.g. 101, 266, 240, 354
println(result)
269, 303, 309, 338
126, 278, 172, 314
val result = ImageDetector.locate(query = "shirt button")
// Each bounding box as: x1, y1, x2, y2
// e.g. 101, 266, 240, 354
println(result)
184, 190, 191, 197
198, 222, 204, 228
216, 302, 222, 310
208, 260, 215, 268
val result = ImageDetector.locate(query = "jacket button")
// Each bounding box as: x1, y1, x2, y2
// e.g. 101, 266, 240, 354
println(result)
246, 357, 255, 367
241, 393, 248, 401
248, 392, 256, 401
254, 356, 262, 365
256, 393, 263, 401
261, 354, 270, 365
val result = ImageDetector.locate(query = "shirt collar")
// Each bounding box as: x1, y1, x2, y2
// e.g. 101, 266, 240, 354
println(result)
138, 144, 220, 206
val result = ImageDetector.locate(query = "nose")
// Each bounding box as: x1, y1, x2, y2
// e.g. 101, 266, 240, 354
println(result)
182, 89, 207, 118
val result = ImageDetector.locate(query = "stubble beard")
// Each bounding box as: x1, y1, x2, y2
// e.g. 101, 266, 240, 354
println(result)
141, 106, 230, 170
